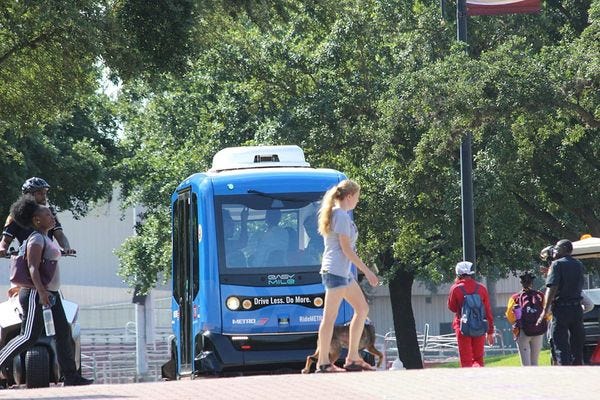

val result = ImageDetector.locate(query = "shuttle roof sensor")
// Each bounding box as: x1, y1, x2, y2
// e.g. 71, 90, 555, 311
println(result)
209, 145, 310, 172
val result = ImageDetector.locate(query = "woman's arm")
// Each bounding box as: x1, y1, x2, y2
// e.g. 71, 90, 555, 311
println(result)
0, 215, 16, 257
26, 239, 51, 306
338, 234, 379, 286
447, 286, 458, 313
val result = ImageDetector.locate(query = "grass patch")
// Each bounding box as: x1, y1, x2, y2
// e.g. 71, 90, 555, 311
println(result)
428, 349, 552, 368
486, 349, 552, 366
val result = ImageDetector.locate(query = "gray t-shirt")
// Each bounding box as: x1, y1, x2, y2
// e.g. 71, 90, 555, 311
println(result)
320, 208, 357, 278
28, 232, 62, 291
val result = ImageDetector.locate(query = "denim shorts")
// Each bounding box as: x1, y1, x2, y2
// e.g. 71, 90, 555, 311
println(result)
321, 272, 352, 289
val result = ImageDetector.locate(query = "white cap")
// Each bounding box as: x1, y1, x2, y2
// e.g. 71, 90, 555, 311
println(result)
455, 261, 474, 276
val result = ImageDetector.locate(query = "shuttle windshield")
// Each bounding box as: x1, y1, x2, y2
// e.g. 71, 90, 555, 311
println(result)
215, 192, 324, 271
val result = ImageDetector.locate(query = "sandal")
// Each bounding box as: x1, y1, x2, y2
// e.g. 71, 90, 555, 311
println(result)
315, 364, 345, 373
343, 359, 376, 371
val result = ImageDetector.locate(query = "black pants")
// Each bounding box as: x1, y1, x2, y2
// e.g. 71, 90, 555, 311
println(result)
551, 304, 585, 365
0, 288, 77, 378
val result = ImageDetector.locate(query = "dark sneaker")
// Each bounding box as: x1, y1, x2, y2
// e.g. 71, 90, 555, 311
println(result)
64, 375, 94, 386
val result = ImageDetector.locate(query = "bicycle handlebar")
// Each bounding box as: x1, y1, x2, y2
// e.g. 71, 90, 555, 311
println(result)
1, 248, 76, 259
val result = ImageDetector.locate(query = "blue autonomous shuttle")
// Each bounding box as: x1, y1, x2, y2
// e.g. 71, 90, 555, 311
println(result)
163, 146, 352, 377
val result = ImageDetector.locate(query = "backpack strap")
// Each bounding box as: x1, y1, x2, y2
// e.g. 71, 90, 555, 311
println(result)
22, 231, 37, 259
40, 231, 47, 261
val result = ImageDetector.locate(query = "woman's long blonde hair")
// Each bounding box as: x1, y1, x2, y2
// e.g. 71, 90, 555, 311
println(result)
318, 179, 360, 236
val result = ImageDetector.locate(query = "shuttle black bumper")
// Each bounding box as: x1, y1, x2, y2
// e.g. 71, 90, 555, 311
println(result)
196, 331, 318, 375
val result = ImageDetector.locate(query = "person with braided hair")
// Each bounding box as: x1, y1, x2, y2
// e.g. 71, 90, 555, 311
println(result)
505, 272, 547, 366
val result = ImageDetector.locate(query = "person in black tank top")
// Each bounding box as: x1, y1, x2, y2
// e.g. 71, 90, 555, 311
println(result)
0, 177, 75, 257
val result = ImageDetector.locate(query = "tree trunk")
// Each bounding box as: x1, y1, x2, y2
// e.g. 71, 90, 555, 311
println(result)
388, 268, 423, 369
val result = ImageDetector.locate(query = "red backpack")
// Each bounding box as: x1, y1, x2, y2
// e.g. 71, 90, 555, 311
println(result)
516, 289, 547, 336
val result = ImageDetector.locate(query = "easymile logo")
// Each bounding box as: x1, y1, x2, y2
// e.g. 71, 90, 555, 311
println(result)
267, 274, 296, 285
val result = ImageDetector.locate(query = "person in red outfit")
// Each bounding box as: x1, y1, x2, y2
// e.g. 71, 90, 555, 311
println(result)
447, 261, 495, 367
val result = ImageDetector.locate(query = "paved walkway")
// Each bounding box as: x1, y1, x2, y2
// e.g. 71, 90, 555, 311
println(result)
1, 367, 598, 400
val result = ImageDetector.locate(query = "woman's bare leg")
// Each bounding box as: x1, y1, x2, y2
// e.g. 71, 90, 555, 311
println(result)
344, 280, 370, 362
316, 287, 345, 368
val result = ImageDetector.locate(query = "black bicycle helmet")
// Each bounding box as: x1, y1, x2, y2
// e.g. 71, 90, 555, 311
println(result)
21, 177, 51, 194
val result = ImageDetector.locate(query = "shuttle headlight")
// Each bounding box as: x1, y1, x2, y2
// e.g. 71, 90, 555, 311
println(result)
242, 299, 253, 310
313, 297, 324, 307
226, 296, 241, 310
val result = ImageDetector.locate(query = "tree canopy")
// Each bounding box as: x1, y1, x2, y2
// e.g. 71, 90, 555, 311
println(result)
113, 0, 598, 281
111, 0, 599, 368
0, 0, 196, 214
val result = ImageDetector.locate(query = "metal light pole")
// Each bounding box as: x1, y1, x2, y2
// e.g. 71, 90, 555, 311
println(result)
133, 206, 150, 382
457, 0, 476, 266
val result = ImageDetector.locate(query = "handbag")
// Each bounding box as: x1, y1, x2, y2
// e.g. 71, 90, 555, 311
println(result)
9, 232, 57, 288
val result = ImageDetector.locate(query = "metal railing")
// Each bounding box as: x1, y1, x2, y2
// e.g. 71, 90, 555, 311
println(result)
79, 326, 172, 384
382, 324, 517, 368
81, 350, 165, 384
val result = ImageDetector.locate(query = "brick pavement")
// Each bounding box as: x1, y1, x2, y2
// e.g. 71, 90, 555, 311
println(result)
1, 367, 598, 400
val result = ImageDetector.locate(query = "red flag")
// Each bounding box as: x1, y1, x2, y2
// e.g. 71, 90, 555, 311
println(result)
466, 0, 541, 16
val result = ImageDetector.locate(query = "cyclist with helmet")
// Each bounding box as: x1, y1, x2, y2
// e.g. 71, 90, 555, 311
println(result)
0, 177, 75, 258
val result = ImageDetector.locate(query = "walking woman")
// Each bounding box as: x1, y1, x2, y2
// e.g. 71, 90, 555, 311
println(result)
315, 179, 379, 373
0, 196, 92, 386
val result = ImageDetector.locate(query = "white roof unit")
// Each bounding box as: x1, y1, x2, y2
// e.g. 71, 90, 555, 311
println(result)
209, 145, 310, 172
572, 236, 600, 259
